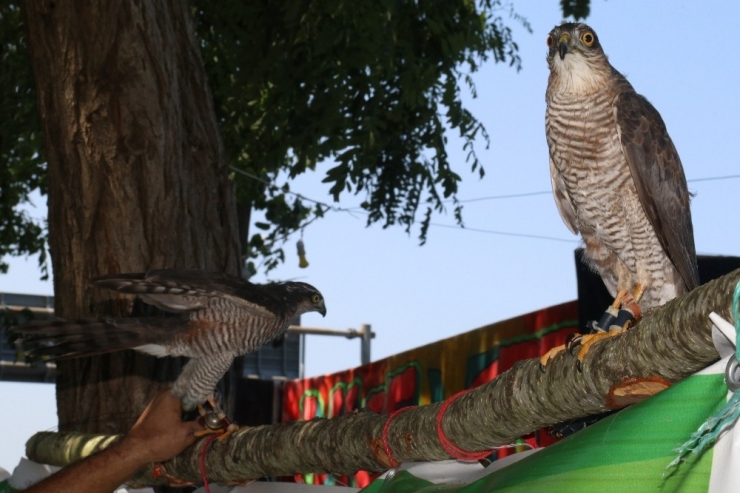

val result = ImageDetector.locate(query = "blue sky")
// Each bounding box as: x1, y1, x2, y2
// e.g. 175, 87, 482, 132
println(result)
2, 0, 739, 471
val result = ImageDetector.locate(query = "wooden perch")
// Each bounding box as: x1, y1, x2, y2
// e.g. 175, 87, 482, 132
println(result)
26, 269, 740, 487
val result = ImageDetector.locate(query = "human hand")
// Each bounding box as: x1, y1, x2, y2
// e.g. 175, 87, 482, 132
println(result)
119, 388, 204, 465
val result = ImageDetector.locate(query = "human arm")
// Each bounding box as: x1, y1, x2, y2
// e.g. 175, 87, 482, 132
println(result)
24, 389, 203, 493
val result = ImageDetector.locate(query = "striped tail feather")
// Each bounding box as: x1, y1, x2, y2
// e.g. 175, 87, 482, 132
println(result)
13, 317, 180, 360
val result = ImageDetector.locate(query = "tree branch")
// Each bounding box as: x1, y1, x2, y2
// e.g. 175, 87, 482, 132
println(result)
26, 269, 739, 487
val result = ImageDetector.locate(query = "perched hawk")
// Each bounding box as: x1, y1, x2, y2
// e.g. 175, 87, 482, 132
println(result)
543, 23, 699, 365
15, 269, 326, 413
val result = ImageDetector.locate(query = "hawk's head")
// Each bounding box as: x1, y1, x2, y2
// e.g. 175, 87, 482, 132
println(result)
282, 282, 327, 317
546, 23, 611, 93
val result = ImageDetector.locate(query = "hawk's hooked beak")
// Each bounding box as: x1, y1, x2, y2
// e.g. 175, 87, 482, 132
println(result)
318, 304, 327, 317
558, 33, 570, 60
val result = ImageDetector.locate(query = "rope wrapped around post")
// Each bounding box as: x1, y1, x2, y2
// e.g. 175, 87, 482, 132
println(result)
26, 269, 740, 487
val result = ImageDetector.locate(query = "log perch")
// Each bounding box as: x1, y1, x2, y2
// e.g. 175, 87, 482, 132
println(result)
26, 269, 740, 487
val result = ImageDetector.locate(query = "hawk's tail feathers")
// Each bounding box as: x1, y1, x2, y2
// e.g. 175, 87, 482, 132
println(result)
12, 317, 176, 360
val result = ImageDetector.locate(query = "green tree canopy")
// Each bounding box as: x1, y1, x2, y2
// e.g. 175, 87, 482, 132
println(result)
1, 0, 590, 277
0, 4, 46, 276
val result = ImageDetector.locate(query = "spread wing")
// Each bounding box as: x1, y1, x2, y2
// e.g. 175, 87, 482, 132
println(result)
92, 269, 284, 318
614, 91, 699, 291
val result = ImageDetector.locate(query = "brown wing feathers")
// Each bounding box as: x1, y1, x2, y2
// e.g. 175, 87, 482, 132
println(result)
92, 270, 283, 316
616, 92, 700, 290
93, 271, 219, 297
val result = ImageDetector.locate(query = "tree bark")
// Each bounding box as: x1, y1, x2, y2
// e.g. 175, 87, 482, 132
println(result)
23, 0, 240, 434
26, 269, 740, 486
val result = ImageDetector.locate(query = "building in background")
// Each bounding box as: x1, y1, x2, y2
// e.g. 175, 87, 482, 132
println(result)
0, 293, 55, 383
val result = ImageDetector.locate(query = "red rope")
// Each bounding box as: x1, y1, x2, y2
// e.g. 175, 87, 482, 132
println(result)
199, 434, 220, 493
436, 388, 492, 461
151, 462, 191, 486
381, 406, 415, 468
151, 463, 166, 479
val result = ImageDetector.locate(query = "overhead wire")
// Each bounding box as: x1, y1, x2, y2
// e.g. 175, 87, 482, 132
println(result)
686, 173, 740, 183
456, 173, 740, 204
231, 166, 738, 245
232, 166, 575, 244
458, 190, 550, 203
428, 222, 577, 243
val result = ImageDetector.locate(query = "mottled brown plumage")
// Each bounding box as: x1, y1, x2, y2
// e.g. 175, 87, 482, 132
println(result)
15, 269, 326, 410
545, 22, 699, 311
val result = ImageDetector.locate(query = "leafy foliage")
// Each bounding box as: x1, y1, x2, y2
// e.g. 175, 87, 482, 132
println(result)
0, 0, 591, 278
560, 0, 590, 20
0, 4, 47, 276
194, 0, 531, 275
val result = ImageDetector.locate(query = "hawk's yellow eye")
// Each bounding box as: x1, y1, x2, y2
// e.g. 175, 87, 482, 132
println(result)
581, 32, 595, 46
546, 35, 554, 48
311, 294, 321, 303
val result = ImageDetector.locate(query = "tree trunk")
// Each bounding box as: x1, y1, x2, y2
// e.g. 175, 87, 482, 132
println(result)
23, 0, 240, 434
